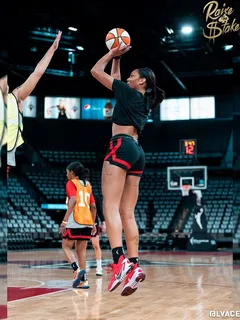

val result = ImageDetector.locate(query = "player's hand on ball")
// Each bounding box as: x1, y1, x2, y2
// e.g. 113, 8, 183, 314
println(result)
109, 43, 131, 58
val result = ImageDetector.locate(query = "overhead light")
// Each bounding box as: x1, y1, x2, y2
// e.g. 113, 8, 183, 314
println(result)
166, 27, 174, 34
224, 45, 233, 51
161, 36, 174, 44
181, 26, 193, 34
76, 46, 84, 51
68, 27, 78, 32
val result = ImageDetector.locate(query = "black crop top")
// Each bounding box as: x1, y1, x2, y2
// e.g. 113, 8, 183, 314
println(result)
111, 79, 151, 135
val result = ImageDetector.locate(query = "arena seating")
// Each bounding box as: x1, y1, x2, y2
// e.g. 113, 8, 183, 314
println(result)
234, 213, 240, 248
37, 149, 224, 169
8, 134, 235, 251
8, 176, 60, 248
183, 178, 233, 236
145, 152, 184, 166
26, 170, 67, 201
136, 171, 181, 233
25, 165, 233, 241
0, 177, 7, 262
39, 150, 97, 166
25, 168, 180, 232
24, 119, 232, 156
39, 150, 187, 166
233, 180, 240, 248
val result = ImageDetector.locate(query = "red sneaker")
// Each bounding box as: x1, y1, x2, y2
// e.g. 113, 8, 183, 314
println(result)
107, 255, 134, 292
121, 264, 146, 296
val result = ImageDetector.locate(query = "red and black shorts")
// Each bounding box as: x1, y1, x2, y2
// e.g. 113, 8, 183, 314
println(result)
91, 225, 101, 238
62, 228, 92, 240
104, 134, 145, 177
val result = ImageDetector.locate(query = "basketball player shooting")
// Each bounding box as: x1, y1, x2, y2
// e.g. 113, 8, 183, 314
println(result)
91, 31, 165, 296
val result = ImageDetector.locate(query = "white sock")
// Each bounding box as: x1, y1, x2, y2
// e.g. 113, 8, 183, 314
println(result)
96, 259, 102, 269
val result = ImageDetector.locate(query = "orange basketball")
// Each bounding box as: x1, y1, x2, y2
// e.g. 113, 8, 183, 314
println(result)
105, 28, 131, 50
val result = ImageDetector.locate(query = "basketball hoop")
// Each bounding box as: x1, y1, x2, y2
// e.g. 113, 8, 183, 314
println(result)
181, 184, 191, 196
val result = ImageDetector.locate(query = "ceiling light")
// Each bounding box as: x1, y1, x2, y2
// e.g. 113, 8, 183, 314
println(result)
224, 45, 233, 51
166, 27, 174, 34
68, 27, 78, 32
181, 26, 193, 34
76, 46, 84, 51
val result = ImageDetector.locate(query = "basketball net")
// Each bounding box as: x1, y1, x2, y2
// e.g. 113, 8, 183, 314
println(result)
181, 184, 191, 196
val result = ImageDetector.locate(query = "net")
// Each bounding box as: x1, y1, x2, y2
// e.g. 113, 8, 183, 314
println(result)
181, 184, 191, 196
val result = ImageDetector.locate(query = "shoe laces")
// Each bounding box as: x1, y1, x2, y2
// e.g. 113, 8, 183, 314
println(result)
104, 263, 117, 274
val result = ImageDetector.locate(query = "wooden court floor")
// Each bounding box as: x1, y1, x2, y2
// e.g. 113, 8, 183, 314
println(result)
4, 249, 240, 320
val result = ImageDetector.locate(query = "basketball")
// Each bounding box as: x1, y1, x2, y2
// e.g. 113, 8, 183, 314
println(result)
105, 28, 131, 50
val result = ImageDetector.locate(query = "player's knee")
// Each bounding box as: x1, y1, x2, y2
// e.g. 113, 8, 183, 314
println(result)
103, 202, 121, 217
76, 240, 87, 251
62, 240, 70, 250
93, 243, 100, 250
119, 207, 135, 221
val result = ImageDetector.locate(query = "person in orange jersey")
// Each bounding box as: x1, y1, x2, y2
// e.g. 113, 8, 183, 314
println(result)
59, 161, 96, 289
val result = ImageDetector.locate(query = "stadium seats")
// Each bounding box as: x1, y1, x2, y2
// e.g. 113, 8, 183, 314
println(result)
39, 150, 97, 166
234, 181, 240, 248
0, 177, 7, 262
183, 179, 232, 236
8, 175, 60, 248
8, 126, 236, 252
25, 166, 234, 245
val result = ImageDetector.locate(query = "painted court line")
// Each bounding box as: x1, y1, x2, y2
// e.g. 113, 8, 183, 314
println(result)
8, 288, 71, 303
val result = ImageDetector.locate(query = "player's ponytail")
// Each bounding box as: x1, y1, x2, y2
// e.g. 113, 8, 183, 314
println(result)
67, 162, 90, 181
138, 67, 165, 109
152, 86, 165, 109
83, 168, 90, 180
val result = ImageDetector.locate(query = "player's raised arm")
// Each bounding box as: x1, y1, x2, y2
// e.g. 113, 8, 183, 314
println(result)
111, 57, 121, 80
91, 44, 131, 90
13, 31, 62, 108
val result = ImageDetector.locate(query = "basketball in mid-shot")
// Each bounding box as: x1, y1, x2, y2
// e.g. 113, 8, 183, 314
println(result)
105, 28, 131, 50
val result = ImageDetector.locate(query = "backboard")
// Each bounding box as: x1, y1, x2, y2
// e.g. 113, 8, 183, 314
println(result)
167, 166, 207, 190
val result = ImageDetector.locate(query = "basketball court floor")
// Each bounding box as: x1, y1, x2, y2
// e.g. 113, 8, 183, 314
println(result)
4, 249, 239, 320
